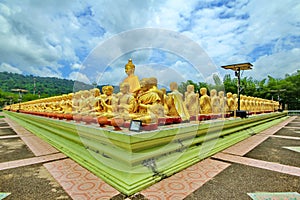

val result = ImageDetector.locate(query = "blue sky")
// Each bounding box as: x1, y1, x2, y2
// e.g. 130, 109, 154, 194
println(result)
0, 0, 299, 86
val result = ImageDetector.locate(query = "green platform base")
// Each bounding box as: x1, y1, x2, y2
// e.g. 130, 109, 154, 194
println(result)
4, 111, 287, 195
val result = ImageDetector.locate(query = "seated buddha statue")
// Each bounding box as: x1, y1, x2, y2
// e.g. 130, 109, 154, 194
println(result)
100, 85, 117, 118
102, 82, 136, 120
122, 59, 140, 93
72, 91, 83, 114
79, 90, 94, 115
89, 88, 104, 116
133, 78, 162, 123
160, 88, 169, 115
63, 93, 74, 114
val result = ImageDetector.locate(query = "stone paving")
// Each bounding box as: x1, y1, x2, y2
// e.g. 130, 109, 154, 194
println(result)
0, 113, 299, 200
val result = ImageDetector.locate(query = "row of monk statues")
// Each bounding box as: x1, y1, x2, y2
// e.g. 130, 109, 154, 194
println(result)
5, 59, 280, 125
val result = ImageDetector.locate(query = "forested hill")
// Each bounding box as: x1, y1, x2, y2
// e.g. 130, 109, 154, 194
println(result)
0, 71, 92, 96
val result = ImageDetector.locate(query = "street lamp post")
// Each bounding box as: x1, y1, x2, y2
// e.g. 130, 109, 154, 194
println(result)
221, 63, 253, 117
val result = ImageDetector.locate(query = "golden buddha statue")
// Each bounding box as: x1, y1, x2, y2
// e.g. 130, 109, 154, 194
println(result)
79, 90, 94, 115
71, 92, 81, 114
233, 94, 238, 111
199, 87, 212, 114
89, 88, 103, 116
62, 93, 74, 114
166, 82, 190, 121
210, 89, 220, 114
100, 85, 117, 118
160, 87, 169, 115
184, 84, 199, 116
218, 91, 227, 114
114, 82, 135, 119
122, 59, 140, 93
226, 92, 234, 112
248, 96, 255, 113
121, 78, 159, 123
240, 95, 246, 110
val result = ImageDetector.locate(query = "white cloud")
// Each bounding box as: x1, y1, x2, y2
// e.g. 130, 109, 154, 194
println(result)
0, 0, 299, 84
249, 48, 300, 80
0, 0, 94, 77
0, 63, 22, 74
71, 63, 84, 70
68, 71, 91, 84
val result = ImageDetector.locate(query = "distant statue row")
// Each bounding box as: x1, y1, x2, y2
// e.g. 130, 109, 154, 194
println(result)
5, 59, 280, 124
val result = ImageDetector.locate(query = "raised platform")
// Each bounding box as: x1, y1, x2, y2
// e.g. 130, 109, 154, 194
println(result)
4, 111, 288, 195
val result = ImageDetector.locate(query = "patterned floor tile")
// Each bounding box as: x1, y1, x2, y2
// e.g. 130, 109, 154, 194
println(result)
213, 152, 300, 177
44, 158, 119, 200
141, 158, 230, 200
0, 153, 66, 170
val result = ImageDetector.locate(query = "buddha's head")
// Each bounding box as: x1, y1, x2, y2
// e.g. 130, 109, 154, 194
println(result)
104, 86, 114, 96
125, 59, 135, 76
187, 85, 194, 93
170, 82, 178, 91
200, 87, 207, 95
210, 89, 216, 96
120, 82, 130, 94
218, 91, 224, 97
90, 88, 100, 97
226, 92, 232, 98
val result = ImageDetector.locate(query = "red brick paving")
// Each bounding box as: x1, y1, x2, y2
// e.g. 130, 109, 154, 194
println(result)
44, 159, 119, 200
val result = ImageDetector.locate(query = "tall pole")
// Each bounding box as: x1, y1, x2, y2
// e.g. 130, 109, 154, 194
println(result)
33, 78, 36, 95
237, 68, 241, 111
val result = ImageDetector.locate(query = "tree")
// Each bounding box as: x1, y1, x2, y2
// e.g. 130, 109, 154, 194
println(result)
223, 74, 237, 94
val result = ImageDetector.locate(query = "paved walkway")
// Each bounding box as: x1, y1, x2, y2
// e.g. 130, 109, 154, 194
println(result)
0, 113, 299, 200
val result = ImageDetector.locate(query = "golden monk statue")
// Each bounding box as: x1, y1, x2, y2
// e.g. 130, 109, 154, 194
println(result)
233, 94, 238, 111
79, 90, 94, 115
244, 96, 250, 111
89, 88, 103, 116
210, 89, 220, 114
115, 82, 135, 119
100, 85, 117, 118
199, 87, 212, 114
184, 84, 199, 116
133, 78, 162, 123
226, 92, 234, 112
160, 88, 169, 115
166, 82, 190, 121
60, 93, 73, 114
123, 59, 140, 93
240, 95, 246, 110
218, 91, 227, 114
72, 91, 82, 114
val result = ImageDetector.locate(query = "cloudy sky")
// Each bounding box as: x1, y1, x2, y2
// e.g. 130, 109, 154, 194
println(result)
0, 0, 299, 87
